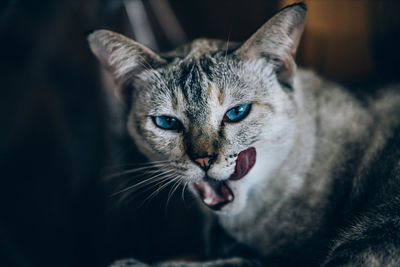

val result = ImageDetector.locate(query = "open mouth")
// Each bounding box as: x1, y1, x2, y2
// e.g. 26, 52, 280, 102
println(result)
194, 147, 256, 210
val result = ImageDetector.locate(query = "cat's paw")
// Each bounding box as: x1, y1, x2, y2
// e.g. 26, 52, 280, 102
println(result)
110, 258, 149, 267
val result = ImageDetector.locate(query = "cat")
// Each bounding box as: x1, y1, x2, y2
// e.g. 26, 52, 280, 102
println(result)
88, 3, 400, 266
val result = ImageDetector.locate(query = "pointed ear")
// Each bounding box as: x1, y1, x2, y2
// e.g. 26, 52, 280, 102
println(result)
236, 3, 307, 86
87, 30, 165, 100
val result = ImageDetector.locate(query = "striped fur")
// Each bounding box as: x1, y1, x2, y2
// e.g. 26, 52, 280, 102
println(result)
89, 3, 400, 266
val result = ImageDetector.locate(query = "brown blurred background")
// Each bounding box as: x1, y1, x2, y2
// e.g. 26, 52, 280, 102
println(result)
0, 1, 399, 267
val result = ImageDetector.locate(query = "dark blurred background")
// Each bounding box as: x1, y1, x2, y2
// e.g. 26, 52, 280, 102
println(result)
0, 0, 399, 266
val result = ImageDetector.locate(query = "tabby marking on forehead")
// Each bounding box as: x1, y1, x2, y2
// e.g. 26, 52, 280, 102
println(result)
206, 84, 212, 97
171, 95, 178, 111
218, 86, 225, 106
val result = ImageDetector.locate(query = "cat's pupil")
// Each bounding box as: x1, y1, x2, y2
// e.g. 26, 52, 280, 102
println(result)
224, 104, 251, 123
153, 116, 181, 130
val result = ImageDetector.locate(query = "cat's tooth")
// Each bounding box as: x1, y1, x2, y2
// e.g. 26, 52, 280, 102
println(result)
204, 197, 213, 205
227, 194, 233, 201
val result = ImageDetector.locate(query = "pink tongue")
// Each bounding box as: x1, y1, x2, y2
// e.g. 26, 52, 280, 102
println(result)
230, 147, 256, 181
193, 147, 256, 210
194, 178, 234, 210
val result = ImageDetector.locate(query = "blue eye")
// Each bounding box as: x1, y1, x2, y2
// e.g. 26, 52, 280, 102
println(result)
224, 104, 252, 123
153, 116, 182, 130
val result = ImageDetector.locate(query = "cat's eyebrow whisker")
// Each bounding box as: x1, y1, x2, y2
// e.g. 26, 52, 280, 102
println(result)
153, 72, 170, 93
224, 32, 231, 63
134, 53, 170, 91
133, 53, 157, 73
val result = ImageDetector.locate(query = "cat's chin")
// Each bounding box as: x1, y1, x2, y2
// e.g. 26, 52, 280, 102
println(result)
213, 190, 248, 216
192, 177, 251, 216
193, 178, 234, 211
191, 180, 247, 216
192, 147, 256, 212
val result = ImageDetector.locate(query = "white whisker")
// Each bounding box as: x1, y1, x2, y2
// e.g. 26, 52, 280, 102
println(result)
103, 162, 172, 180
109, 169, 175, 197
181, 180, 190, 203
139, 176, 181, 208
165, 177, 183, 211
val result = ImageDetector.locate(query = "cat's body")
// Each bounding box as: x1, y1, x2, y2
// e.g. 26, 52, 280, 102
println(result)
88, 3, 400, 266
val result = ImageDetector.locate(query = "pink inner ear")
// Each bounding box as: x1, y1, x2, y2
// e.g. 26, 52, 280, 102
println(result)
276, 57, 296, 83
230, 147, 256, 181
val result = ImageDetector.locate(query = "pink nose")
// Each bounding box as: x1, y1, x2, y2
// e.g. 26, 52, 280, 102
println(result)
194, 157, 212, 169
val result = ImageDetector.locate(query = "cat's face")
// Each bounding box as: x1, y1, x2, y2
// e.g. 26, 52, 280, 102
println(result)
88, 4, 306, 215
127, 50, 297, 214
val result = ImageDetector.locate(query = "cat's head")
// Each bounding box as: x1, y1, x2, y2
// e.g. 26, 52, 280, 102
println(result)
88, 3, 306, 215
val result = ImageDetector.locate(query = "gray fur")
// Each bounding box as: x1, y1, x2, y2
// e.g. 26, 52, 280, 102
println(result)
88, 3, 400, 266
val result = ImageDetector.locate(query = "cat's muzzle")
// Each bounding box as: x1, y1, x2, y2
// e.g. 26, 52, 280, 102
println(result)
194, 147, 256, 210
